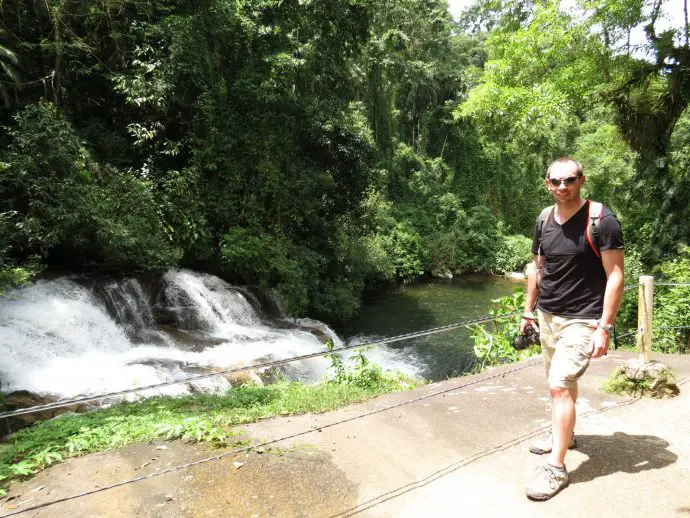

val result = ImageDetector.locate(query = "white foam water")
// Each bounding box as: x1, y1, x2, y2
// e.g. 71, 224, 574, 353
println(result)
0, 270, 420, 401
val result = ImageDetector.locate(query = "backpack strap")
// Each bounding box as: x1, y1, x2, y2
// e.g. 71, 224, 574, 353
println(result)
586, 200, 603, 258
535, 205, 554, 290
536, 205, 554, 257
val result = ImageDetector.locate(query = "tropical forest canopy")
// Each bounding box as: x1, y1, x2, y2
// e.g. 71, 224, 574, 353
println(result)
1, 0, 689, 322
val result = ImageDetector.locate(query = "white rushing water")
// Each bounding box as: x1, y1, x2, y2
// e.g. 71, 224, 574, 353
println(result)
0, 270, 420, 400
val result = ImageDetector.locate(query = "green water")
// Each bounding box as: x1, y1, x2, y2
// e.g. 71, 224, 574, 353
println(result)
338, 276, 523, 381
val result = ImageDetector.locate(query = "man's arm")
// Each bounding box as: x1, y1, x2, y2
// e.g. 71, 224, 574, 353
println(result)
590, 248, 624, 358
520, 255, 543, 333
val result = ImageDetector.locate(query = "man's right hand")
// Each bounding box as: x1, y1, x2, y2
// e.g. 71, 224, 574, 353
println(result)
520, 316, 539, 334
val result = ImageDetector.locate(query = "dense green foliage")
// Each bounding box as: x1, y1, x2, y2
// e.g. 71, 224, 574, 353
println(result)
0, 354, 416, 495
616, 245, 690, 353
0, 0, 688, 321
458, 0, 690, 261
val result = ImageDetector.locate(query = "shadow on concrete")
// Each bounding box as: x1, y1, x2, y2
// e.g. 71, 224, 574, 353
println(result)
569, 432, 677, 484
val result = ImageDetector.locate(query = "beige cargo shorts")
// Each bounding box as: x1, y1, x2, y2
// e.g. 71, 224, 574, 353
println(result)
537, 310, 597, 389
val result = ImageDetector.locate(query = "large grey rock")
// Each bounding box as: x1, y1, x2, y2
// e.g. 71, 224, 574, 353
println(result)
620, 358, 674, 389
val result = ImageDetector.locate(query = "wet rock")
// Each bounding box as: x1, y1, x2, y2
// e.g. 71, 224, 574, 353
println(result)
263, 317, 333, 344
4, 390, 56, 410
151, 306, 208, 330
431, 268, 453, 280
226, 369, 264, 388
297, 325, 331, 344
151, 306, 178, 326
256, 367, 284, 385
1, 391, 89, 438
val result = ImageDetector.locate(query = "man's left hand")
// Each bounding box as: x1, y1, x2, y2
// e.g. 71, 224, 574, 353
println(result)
590, 328, 610, 358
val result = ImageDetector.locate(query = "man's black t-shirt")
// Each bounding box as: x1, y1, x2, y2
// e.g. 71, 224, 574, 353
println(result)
531, 201, 624, 318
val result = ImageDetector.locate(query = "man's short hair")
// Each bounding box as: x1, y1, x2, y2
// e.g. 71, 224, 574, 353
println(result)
546, 157, 583, 178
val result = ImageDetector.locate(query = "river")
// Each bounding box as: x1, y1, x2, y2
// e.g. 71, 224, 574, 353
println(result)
338, 276, 522, 381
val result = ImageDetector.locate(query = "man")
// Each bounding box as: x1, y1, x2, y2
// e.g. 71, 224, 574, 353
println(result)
521, 157, 624, 501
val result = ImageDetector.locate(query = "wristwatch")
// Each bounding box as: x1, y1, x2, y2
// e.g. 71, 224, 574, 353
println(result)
597, 321, 614, 334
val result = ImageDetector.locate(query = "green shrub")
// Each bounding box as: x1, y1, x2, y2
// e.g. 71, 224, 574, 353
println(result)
220, 228, 311, 315
325, 343, 417, 392
493, 233, 532, 274
651, 245, 690, 353
470, 289, 541, 370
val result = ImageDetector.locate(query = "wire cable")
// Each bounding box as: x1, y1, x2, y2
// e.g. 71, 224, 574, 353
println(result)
614, 325, 690, 341
624, 282, 690, 291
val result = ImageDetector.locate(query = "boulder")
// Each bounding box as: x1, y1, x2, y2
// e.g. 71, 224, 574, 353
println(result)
431, 268, 453, 280
1, 391, 88, 438
4, 390, 55, 409
226, 369, 264, 388
620, 359, 674, 389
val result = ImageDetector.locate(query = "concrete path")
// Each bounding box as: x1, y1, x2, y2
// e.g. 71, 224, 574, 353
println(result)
2, 350, 690, 517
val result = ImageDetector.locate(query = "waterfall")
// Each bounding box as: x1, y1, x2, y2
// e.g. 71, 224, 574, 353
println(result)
0, 270, 420, 401
0, 278, 145, 397
159, 270, 260, 332
99, 278, 154, 338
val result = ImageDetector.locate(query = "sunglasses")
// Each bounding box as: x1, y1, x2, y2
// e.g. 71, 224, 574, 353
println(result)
548, 176, 580, 187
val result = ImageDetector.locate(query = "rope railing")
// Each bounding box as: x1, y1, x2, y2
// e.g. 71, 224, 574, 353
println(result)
0, 311, 521, 420
624, 281, 690, 291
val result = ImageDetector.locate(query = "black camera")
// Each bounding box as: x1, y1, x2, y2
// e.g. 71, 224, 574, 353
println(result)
513, 326, 540, 350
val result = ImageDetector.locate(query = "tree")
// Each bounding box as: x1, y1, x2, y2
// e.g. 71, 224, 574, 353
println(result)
456, 2, 605, 231
590, 0, 690, 258
0, 31, 20, 108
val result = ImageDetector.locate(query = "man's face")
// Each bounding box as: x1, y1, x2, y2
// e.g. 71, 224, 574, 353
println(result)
545, 161, 584, 204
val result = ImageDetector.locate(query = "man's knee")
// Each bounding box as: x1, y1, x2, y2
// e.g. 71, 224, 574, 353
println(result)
549, 383, 576, 400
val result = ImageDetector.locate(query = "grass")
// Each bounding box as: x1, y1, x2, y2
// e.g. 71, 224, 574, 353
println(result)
0, 356, 417, 496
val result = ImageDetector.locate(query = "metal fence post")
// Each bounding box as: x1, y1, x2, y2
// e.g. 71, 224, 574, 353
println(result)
637, 275, 654, 363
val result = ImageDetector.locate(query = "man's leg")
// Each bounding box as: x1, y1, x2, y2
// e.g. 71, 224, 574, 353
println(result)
526, 317, 593, 500
546, 316, 594, 462
529, 310, 576, 455
548, 384, 577, 467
